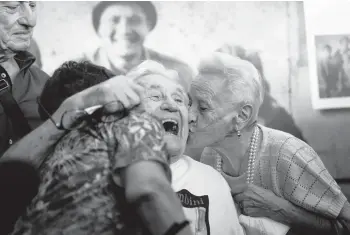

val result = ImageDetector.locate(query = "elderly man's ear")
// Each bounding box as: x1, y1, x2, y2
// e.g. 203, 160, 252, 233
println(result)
234, 104, 254, 131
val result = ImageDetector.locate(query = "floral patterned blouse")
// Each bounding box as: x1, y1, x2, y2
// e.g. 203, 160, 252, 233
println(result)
11, 110, 171, 235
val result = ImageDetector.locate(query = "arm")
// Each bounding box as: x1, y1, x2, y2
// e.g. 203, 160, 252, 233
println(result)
261, 192, 336, 234
275, 142, 347, 218
338, 201, 350, 232
273, 141, 348, 233
1, 74, 143, 167
233, 183, 337, 234
111, 112, 192, 235
0, 101, 68, 168
123, 161, 192, 235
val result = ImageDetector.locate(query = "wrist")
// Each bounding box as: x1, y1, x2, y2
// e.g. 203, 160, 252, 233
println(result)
51, 98, 76, 122
272, 200, 294, 225
339, 201, 350, 222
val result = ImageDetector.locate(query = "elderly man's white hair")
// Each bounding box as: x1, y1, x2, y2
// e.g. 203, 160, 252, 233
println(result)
197, 52, 264, 119
126, 60, 190, 92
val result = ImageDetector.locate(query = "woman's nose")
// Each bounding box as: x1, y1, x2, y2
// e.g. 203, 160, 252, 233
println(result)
188, 109, 197, 126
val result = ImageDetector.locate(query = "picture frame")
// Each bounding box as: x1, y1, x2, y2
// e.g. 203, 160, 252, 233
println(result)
305, 1, 350, 109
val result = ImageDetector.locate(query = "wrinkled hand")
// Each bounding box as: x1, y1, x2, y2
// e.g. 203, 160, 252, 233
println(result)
221, 172, 288, 220
53, 75, 144, 128
70, 74, 144, 111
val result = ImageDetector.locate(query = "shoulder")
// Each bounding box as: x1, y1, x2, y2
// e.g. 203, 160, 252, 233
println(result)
260, 125, 322, 172
29, 65, 49, 79
76, 48, 103, 65
260, 125, 308, 156
264, 108, 306, 141
28, 65, 50, 91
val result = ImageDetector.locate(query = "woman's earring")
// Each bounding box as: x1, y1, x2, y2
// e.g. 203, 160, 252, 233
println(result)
237, 130, 241, 138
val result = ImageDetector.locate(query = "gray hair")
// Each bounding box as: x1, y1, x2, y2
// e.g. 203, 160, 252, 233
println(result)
197, 52, 264, 118
126, 60, 189, 91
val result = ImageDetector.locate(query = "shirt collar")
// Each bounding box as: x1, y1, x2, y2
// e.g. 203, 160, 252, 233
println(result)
14, 51, 36, 74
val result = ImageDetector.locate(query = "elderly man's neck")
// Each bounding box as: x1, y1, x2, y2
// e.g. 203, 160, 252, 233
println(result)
169, 155, 183, 164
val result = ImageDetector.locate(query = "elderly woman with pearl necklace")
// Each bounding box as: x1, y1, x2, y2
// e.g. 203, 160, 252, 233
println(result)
186, 52, 350, 235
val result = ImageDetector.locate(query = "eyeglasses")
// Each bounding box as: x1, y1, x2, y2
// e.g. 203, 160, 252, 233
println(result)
37, 97, 128, 131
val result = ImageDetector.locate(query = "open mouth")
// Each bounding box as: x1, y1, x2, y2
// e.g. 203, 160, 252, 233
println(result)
162, 119, 179, 136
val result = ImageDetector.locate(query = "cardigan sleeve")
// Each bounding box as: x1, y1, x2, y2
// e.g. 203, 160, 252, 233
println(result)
273, 137, 347, 219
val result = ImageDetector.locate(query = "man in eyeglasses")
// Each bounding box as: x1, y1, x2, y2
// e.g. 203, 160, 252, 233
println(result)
0, 1, 50, 155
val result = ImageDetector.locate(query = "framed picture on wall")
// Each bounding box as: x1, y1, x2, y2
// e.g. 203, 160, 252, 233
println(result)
305, 2, 350, 109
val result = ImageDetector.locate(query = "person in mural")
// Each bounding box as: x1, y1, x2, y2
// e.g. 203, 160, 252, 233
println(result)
83, 1, 193, 90
320, 44, 343, 98
187, 52, 350, 235
334, 36, 350, 96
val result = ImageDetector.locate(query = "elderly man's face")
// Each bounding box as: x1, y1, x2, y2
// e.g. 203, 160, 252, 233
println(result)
188, 75, 235, 147
136, 75, 190, 158
98, 3, 150, 58
0, 1, 37, 52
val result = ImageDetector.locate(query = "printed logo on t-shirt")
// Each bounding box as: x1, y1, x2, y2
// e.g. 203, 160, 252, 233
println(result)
176, 189, 210, 235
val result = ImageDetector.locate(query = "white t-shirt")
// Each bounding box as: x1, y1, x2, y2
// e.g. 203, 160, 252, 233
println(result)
171, 155, 245, 235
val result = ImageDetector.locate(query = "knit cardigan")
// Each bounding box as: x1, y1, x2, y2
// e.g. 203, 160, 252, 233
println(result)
202, 125, 347, 219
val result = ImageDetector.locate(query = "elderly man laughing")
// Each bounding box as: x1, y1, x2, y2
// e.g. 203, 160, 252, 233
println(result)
8, 61, 244, 235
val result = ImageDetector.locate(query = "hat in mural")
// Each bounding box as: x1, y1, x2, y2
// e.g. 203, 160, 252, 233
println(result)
92, 1, 157, 32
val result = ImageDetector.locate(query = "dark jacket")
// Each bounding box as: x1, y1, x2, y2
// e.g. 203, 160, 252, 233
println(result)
0, 52, 49, 156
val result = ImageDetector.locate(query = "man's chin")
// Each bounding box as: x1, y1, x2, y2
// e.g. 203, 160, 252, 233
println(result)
164, 134, 184, 157
187, 132, 218, 149
7, 41, 31, 52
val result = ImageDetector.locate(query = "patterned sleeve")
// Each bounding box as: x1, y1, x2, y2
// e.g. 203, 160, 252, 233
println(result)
275, 137, 347, 219
107, 111, 171, 186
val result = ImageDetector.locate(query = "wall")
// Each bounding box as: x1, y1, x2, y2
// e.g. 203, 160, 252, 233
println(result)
34, 1, 291, 110
293, 1, 350, 179
32, 1, 349, 178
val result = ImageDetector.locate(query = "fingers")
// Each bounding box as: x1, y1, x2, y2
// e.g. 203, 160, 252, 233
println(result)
102, 77, 143, 111
221, 170, 234, 181
221, 171, 248, 195
130, 81, 145, 96
115, 89, 131, 108
64, 75, 144, 115
234, 192, 245, 203
118, 79, 143, 109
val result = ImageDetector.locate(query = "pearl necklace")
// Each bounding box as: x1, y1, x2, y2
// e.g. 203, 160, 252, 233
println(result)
215, 125, 260, 184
